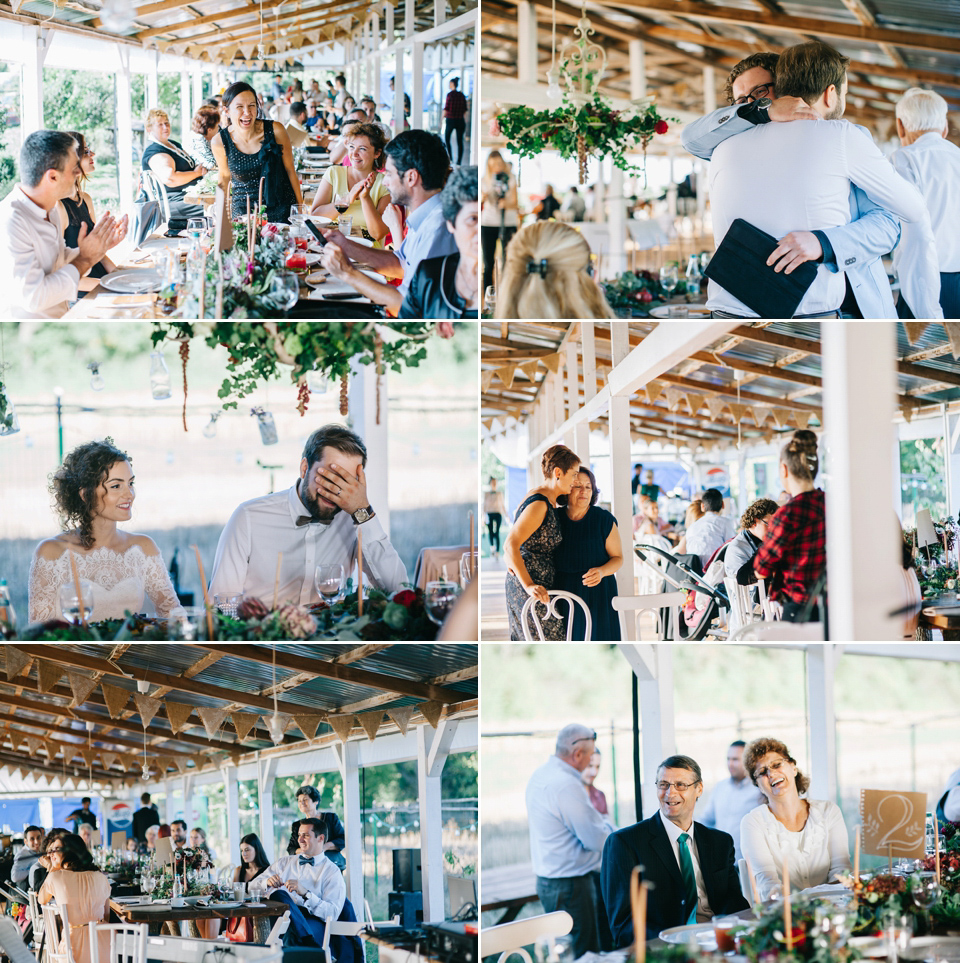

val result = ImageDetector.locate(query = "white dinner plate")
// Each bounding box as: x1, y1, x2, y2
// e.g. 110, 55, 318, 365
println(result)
902, 937, 960, 960
207, 901, 243, 910
99, 269, 164, 293
647, 304, 711, 318
659, 922, 717, 948
348, 235, 376, 248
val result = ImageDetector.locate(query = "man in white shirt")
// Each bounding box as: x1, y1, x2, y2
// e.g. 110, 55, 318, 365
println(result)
210, 424, 407, 608
706, 40, 941, 319
0, 130, 127, 318
253, 817, 354, 952
891, 88, 960, 320
699, 741, 765, 859
526, 724, 614, 958
684, 489, 736, 572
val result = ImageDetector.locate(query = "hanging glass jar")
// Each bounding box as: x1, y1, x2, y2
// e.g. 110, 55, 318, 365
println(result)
0, 382, 20, 436
150, 351, 172, 400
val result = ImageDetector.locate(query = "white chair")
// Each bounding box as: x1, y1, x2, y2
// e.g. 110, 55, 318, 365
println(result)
613, 590, 687, 640
42, 904, 76, 963
480, 911, 573, 963
727, 620, 825, 641
0, 916, 40, 963
88, 922, 147, 963
520, 590, 592, 641
140, 169, 171, 224
265, 911, 291, 946
28, 890, 44, 951
320, 915, 366, 963
737, 858, 753, 904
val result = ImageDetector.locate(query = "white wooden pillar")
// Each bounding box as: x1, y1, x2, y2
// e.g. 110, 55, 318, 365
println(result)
806, 644, 838, 802
821, 321, 901, 640
628, 40, 645, 101
608, 165, 627, 277
372, 15, 382, 103
258, 755, 278, 861
22, 25, 51, 133
517, 1, 537, 85
146, 51, 159, 109
179, 68, 190, 141
222, 763, 241, 867
192, 65, 203, 113
411, 41, 424, 129
610, 324, 635, 640
564, 340, 579, 451
702, 65, 716, 114
348, 361, 391, 535
386, 2, 395, 47
335, 740, 363, 911
471, 34, 479, 163
618, 644, 676, 817
435, 0, 446, 28
115, 46, 135, 218
417, 720, 459, 923
393, 49, 406, 135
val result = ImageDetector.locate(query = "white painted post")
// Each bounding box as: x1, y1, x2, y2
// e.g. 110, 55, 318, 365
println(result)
385, 2, 395, 47
192, 66, 203, 114
180, 68, 191, 142
471, 32, 479, 163
258, 755, 278, 861
435, 0, 446, 28
628, 40, 645, 101
372, 15, 382, 104
516, 1, 537, 85
618, 644, 676, 816
21, 26, 50, 133
554, 367, 566, 434
405, 0, 414, 37
222, 763, 241, 866
565, 340, 579, 441
115, 47, 135, 219
393, 49, 406, 135
147, 51, 159, 109
821, 322, 901, 640
610, 324, 635, 640
702, 65, 716, 114
348, 360, 390, 534
417, 720, 459, 922
411, 41, 424, 130
335, 741, 364, 911
608, 166, 627, 277
805, 644, 837, 801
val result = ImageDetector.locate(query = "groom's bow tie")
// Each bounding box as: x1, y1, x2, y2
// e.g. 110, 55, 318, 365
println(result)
298, 856, 315, 865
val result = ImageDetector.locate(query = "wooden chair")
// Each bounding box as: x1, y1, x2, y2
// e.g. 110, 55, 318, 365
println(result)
87, 922, 147, 963
520, 590, 592, 641
480, 911, 573, 963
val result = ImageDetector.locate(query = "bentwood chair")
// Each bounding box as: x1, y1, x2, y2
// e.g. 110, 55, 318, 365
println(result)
41, 904, 76, 963
520, 590, 592, 641
87, 922, 147, 963
480, 911, 573, 963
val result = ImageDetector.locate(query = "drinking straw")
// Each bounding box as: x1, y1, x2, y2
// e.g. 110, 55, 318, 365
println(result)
69, 551, 87, 626
191, 545, 214, 640
630, 867, 646, 963
854, 826, 860, 887
935, 817, 941, 883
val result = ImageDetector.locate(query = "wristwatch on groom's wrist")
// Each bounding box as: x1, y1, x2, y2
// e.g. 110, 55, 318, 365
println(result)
352, 505, 375, 524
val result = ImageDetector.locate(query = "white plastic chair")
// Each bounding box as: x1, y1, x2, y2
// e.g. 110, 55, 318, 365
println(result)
265, 911, 291, 946
727, 620, 825, 641
320, 915, 366, 963
480, 911, 573, 963
42, 904, 76, 963
613, 590, 687, 640
141, 169, 172, 223
737, 858, 753, 904
88, 922, 147, 963
520, 590, 592, 641
28, 890, 44, 950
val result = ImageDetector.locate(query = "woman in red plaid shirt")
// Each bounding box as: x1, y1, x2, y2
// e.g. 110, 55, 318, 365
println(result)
753, 430, 825, 622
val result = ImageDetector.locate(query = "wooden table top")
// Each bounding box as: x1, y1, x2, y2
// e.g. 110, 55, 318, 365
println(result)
110, 898, 289, 923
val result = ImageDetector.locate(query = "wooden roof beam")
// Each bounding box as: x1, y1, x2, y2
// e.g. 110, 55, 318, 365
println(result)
195, 4, 371, 48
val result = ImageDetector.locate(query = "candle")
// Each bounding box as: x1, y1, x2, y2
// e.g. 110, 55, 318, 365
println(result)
273, 553, 283, 610
468, 509, 475, 580
68, 551, 87, 626
357, 526, 363, 617
783, 856, 792, 951
199, 256, 205, 320
630, 867, 647, 963
935, 817, 941, 884
854, 825, 860, 887
258, 176, 264, 224
744, 855, 761, 910
191, 544, 214, 640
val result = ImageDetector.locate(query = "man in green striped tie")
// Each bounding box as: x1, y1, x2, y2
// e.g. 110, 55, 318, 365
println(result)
601, 754, 749, 947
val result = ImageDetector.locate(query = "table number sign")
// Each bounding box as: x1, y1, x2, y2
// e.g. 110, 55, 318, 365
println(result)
860, 788, 926, 857
111, 830, 127, 851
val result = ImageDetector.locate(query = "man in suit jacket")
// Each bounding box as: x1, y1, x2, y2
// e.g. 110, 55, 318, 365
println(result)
602, 754, 748, 947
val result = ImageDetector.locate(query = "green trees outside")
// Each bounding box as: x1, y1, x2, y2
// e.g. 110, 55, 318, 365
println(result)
900, 436, 948, 525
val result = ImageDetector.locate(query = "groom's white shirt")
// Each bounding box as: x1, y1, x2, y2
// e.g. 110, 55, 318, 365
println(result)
209, 482, 408, 606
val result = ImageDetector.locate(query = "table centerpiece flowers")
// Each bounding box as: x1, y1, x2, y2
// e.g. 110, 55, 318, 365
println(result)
922, 820, 960, 927
739, 893, 860, 963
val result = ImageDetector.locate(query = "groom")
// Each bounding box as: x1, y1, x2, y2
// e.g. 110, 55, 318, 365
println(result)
210, 424, 408, 607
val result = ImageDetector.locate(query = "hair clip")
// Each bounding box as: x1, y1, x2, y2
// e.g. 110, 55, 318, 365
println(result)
527, 258, 549, 278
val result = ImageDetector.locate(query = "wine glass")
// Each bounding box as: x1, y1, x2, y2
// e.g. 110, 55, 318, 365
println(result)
660, 264, 679, 299
534, 935, 574, 963
141, 872, 158, 902
270, 271, 300, 316
334, 193, 350, 221
424, 580, 461, 626
483, 286, 496, 315
459, 551, 479, 586
59, 579, 95, 624
911, 872, 941, 932
315, 563, 346, 604
186, 217, 206, 240
218, 873, 234, 901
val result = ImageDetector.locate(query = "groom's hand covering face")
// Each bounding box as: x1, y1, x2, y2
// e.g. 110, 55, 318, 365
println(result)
300, 447, 368, 521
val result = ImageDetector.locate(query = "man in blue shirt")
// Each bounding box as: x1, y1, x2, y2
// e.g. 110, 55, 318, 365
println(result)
319, 130, 457, 316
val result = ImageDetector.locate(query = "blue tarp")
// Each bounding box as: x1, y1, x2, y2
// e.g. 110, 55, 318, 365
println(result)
52, 798, 102, 831
0, 800, 40, 833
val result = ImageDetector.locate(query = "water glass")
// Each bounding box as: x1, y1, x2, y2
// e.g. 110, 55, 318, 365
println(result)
169, 606, 208, 640
270, 271, 300, 315
483, 286, 496, 315
424, 580, 461, 626
338, 215, 353, 237
315, 563, 346, 604
233, 881, 247, 902
215, 594, 243, 618
59, 579, 95, 624
660, 264, 679, 297
186, 217, 206, 240
534, 935, 574, 963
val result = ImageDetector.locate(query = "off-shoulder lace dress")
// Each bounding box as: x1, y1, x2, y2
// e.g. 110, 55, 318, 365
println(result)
28, 544, 186, 623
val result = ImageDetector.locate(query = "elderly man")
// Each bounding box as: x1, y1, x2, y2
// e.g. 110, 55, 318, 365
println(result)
700, 741, 765, 859
701, 41, 940, 319
526, 724, 614, 958
891, 88, 960, 319
0, 130, 127, 318
603, 754, 748, 946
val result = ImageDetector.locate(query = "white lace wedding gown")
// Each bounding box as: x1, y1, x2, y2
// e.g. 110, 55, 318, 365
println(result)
28, 545, 186, 623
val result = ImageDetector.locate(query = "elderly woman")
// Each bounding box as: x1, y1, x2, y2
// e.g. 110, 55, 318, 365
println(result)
553, 467, 623, 640
141, 108, 206, 231
186, 105, 221, 169
740, 737, 851, 901
399, 165, 478, 319
504, 444, 581, 640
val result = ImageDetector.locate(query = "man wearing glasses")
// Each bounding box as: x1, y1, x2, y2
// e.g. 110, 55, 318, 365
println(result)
526, 725, 614, 958
602, 755, 747, 946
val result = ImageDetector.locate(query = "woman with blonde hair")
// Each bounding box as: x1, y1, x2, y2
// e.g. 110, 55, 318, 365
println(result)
495, 221, 616, 319
141, 108, 207, 231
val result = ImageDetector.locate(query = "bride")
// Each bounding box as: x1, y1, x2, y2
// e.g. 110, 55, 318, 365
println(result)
28, 439, 185, 623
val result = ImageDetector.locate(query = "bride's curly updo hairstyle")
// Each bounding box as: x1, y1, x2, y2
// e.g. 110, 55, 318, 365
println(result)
50, 438, 132, 549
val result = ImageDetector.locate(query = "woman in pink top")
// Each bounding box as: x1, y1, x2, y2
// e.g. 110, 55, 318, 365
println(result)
582, 749, 609, 815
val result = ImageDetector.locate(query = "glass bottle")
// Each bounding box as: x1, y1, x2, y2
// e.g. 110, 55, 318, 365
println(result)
685, 254, 703, 300
149, 351, 172, 400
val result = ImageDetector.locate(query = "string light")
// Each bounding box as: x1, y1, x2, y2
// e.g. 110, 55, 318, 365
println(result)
87, 362, 105, 391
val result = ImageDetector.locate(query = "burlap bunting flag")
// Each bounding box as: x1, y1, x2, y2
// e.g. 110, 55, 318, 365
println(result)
945, 322, 960, 360
18, 766, 29, 780
481, 369, 494, 392
175, 756, 191, 774
686, 394, 702, 416
9, 731, 27, 751
770, 408, 795, 428
101, 682, 131, 719
495, 364, 516, 389
35, 660, 63, 694
24, 735, 43, 755
386, 706, 416, 736
418, 701, 444, 728
165, 701, 196, 735
5, 646, 30, 681
231, 712, 260, 743
196, 706, 229, 739
727, 403, 751, 425
43, 741, 56, 761
704, 395, 728, 420
902, 321, 930, 345
134, 693, 163, 728
293, 714, 325, 740
518, 360, 540, 384
192, 754, 207, 770
67, 672, 98, 707
326, 714, 355, 742
542, 352, 563, 375
358, 711, 383, 741
644, 382, 663, 406
80, 748, 98, 768
35, 772, 47, 786
661, 387, 684, 411
101, 751, 118, 771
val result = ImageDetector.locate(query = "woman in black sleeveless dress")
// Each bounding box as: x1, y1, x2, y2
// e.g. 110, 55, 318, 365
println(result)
555, 467, 624, 640
504, 444, 581, 640
211, 81, 301, 223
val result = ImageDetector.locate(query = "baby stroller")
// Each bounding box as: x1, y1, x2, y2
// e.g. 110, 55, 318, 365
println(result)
633, 543, 730, 640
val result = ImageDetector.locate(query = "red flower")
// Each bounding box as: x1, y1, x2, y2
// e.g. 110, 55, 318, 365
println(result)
393, 589, 417, 608
640, 289, 653, 303
437, 322, 455, 339
655, 120, 668, 134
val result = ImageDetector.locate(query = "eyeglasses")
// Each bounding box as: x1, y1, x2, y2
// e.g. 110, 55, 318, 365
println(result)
733, 82, 773, 106
657, 780, 700, 793
45, 846, 64, 855
754, 759, 788, 781
571, 731, 597, 746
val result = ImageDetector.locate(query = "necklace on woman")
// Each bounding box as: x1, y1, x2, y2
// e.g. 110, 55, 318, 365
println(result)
457, 262, 478, 305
